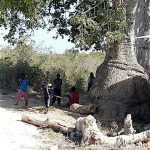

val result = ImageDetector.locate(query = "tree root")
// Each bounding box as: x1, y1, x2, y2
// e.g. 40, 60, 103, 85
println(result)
76, 115, 150, 146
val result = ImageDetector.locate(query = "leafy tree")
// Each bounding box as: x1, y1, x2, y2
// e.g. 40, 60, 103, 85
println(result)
0, 56, 16, 89
1, 0, 150, 122
0, 0, 125, 50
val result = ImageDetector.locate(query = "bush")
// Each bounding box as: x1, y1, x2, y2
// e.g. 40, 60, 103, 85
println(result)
0, 45, 105, 94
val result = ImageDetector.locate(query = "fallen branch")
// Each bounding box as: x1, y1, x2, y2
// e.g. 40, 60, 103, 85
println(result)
70, 103, 96, 114
76, 115, 150, 146
22, 115, 74, 134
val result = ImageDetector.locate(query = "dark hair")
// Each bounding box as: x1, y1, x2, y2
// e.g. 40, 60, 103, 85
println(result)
90, 72, 95, 78
71, 86, 76, 92
90, 72, 94, 76
56, 73, 60, 78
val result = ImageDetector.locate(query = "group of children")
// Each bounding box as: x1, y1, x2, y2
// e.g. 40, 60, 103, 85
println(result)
41, 74, 80, 109
15, 73, 80, 109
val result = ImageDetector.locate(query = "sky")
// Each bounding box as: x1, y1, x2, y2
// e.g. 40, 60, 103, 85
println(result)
0, 28, 75, 54
31, 29, 75, 53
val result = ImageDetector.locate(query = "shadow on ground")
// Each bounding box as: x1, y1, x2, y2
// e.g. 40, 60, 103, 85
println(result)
0, 90, 43, 110
0, 89, 87, 121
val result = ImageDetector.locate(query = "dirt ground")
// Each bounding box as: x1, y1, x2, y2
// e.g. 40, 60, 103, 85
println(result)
0, 90, 150, 150
0, 90, 86, 150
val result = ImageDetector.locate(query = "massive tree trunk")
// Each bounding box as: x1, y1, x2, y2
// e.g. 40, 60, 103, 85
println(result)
87, 0, 150, 122
126, 0, 150, 71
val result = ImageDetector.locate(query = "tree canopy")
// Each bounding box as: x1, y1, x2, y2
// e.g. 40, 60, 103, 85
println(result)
0, 0, 126, 50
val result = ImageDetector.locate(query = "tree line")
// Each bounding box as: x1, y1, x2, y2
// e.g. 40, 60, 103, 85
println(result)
0, 44, 105, 94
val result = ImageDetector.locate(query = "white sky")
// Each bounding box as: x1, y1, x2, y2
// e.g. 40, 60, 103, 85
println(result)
0, 28, 75, 54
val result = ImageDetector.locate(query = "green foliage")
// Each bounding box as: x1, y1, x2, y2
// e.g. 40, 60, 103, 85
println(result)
106, 31, 123, 44
0, 56, 16, 89
0, 45, 105, 94
0, 0, 127, 50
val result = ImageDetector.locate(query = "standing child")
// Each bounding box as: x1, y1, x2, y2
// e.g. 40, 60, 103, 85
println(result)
42, 77, 54, 110
52, 73, 62, 105
87, 72, 95, 92
15, 73, 29, 106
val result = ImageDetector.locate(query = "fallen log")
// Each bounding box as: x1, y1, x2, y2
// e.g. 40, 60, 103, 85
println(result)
76, 115, 150, 146
22, 115, 74, 134
70, 103, 96, 114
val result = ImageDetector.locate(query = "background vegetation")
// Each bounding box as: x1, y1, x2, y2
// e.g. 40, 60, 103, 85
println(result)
0, 44, 105, 95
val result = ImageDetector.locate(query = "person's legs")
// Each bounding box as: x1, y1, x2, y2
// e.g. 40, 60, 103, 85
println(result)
57, 97, 61, 105
22, 91, 28, 106
50, 95, 53, 106
44, 97, 48, 108
51, 96, 56, 105
87, 83, 92, 92
56, 89, 61, 105
15, 90, 22, 105
47, 95, 51, 107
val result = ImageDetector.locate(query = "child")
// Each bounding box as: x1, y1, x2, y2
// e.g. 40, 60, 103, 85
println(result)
87, 72, 95, 92
42, 77, 54, 110
15, 73, 29, 106
52, 73, 62, 105
70, 86, 79, 105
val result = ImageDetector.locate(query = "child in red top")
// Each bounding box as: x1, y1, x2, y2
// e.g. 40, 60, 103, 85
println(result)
70, 87, 79, 105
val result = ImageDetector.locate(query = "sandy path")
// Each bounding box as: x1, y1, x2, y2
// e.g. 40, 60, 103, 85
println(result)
0, 108, 43, 150
0, 91, 50, 150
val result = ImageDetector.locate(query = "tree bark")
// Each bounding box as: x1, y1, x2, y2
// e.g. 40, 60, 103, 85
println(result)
76, 115, 150, 146
22, 115, 74, 134
88, 38, 150, 121
86, 1, 150, 122
125, 0, 150, 71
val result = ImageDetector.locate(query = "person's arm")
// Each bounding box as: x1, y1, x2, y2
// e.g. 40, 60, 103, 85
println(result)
41, 85, 44, 91
28, 80, 31, 86
28, 80, 33, 86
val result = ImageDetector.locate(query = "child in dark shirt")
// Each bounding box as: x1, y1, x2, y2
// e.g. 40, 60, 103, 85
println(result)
52, 73, 62, 105
42, 77, 54, 110
87, 72, 95, 92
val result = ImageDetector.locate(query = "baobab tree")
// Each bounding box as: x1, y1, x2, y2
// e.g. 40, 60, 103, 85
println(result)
89, 0, 150, 122
0, 0, 150, 122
